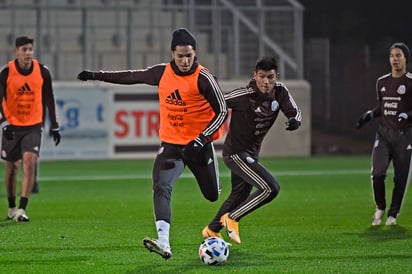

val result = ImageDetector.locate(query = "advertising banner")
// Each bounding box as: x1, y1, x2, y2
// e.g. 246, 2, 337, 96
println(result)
108, 86, 161, 158
39, 80, 309, 160
41, 86, 110, 159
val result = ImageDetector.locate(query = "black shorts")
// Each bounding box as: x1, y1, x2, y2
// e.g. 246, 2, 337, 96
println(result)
1, 125, 42, 162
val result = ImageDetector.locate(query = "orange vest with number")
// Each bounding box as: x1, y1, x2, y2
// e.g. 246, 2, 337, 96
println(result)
3, 59, 44, 126
158, 63, 222, 145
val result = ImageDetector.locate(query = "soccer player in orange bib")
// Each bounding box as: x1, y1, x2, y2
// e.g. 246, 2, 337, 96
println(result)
0, 35, 61, 222
78, 28, 228, 259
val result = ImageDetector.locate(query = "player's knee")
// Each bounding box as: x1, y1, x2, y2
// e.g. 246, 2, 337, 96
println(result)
267, 182, 280, 199
153, 183, 172, 198
204, 192, 219, 202
202, 188, 219, 202
372, 174, 386, 184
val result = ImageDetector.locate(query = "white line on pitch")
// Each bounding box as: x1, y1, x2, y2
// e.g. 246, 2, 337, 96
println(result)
37, 169, 375, 181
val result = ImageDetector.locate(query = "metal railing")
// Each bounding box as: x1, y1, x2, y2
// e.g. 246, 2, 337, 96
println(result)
0, 0, 304, 80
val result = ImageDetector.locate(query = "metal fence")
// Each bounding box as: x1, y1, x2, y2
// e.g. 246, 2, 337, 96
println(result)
0, 0, 304, 80
305, 38, 401, 153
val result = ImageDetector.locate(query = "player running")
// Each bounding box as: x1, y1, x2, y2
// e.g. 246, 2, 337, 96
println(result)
77, 28, 228, 259
202, 56, 301, 244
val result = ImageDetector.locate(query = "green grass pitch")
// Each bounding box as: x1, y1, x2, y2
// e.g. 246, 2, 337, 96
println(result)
0, 155, 411, 273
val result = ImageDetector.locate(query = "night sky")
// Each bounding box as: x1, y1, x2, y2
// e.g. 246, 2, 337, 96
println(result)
299, 0, 412, 46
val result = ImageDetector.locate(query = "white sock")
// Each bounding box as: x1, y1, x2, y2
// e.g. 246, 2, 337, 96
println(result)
156, 220, 170, 247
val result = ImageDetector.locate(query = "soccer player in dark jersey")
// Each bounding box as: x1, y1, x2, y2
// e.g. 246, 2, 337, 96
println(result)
77, 28, 228, 259
356, 42, 412, 226
202, 56, 301, 244
0, 35, 61, 222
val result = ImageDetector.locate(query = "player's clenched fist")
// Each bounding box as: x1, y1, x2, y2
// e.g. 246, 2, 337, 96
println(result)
77, 70, 94, 81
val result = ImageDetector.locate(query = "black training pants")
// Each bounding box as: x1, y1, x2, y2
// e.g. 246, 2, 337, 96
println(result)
208, 152, 280, 232
152, 142, 220, 223
371, 125, 412, 218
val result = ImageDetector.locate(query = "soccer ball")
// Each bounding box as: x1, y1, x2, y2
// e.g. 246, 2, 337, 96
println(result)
199, 237, 229, 265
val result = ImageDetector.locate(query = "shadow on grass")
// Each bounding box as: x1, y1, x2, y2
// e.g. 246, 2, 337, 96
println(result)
359, 225, 411, 241
126, 249, 255, 273
126, 259, 230, 274
0, 219, 16, 227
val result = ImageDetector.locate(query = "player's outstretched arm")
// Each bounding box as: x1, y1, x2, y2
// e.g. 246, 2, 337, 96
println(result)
77, 70, 94, 81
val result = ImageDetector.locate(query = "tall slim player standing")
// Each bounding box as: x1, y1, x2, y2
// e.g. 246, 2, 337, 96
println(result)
356, 42, 412, 226
0, 35, 61, 222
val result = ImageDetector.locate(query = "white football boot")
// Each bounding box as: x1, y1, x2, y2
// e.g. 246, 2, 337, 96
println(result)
13, 208, 29, 222
385, 216, 397, 226
371, 209, 385, 226
7, 207, 17, 220
143, 237, 172, 259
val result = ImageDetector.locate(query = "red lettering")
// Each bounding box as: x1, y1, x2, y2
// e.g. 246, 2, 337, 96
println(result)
114, 109, 160, 138
131, 111, 145, 137
115, 110, 129, 138
147, 111, 160, 137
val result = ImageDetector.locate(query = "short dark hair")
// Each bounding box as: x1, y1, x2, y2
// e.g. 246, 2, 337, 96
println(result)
15, 35, 34, 48
255, 56, 278, 72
